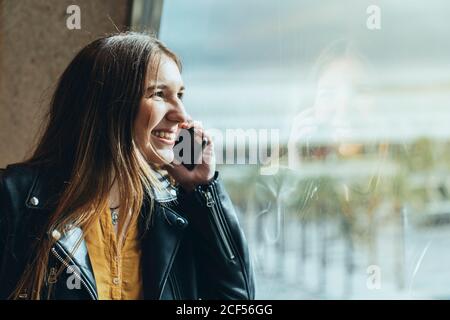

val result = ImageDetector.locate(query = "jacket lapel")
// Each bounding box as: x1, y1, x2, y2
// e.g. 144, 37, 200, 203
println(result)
25, 166, 98, 295
54, 226, 98, 296
140, 200, 189, 299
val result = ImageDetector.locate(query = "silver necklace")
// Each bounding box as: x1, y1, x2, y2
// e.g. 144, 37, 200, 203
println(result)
110, 205, 120, 226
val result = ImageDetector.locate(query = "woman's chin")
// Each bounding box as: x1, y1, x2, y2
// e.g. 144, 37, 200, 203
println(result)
155, 149, 174, 164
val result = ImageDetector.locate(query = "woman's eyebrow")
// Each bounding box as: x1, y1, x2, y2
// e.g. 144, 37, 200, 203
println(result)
146, 84, 185, 91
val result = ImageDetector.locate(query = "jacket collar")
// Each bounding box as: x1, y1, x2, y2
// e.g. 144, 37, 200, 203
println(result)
25, 166, 178, 210
24, 164, 69, 210
150, 170, 178, 203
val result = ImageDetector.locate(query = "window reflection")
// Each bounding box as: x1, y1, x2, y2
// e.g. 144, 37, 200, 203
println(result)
159, 0, 450, 299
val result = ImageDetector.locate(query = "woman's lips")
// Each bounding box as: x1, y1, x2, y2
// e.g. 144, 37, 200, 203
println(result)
151, 129, 176, 145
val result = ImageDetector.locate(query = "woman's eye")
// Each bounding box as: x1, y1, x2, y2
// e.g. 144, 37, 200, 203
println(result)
151, 91, 164, 99
177, 92, 184, 100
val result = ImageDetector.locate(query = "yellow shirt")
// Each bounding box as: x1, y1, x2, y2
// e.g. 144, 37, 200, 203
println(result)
83, 207, 144, 300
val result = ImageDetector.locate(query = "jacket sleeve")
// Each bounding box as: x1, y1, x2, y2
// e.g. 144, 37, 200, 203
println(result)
176, 171, 255, 300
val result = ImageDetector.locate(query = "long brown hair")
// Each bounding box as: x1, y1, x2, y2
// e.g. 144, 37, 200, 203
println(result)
13, 32, 182, 299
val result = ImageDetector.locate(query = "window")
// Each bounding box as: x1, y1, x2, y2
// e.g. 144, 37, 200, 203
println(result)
158, 0, 450, 299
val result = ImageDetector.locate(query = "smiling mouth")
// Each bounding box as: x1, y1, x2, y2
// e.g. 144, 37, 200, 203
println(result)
151, 130, 177, 145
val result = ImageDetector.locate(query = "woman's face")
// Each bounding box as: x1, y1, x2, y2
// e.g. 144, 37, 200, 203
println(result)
134, 54, 188, 164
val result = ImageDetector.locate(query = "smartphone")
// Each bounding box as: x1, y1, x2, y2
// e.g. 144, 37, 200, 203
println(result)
173, 127, 207, 170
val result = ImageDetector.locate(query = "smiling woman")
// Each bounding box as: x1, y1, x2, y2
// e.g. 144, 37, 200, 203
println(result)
0, 32, 255, 300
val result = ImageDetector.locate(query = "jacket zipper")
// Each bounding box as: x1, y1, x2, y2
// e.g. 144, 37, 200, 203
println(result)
46, 267, 58, 300
201, 188, 236, 260
51, 246, 97, 300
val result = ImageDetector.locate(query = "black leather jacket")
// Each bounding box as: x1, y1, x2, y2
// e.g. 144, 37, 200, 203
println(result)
0, 163, 255, 300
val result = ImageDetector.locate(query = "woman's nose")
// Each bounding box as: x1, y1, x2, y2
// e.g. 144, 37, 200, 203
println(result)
167, 100, 188, 124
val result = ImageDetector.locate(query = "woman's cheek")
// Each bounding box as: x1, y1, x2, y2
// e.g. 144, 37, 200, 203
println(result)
134, 103, 153, 154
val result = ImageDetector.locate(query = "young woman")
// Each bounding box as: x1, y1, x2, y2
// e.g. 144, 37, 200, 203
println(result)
0, 32, 255, 300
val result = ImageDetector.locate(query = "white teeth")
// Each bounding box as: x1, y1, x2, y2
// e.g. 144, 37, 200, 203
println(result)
152, 131, 175, 140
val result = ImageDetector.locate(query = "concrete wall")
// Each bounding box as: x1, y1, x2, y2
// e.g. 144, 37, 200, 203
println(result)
0, 0, 131, 167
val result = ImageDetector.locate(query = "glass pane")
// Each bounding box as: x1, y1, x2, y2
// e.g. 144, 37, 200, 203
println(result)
160, 0, 450, 299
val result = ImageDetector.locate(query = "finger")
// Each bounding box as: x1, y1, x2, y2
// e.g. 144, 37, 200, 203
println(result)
203, 130, 213, 145
198, 131, 211, 150
192, 120, 203, 130
183, 119, 201, 129
179, 117, 194, 129
192, 125, 206, 145
202, 143, 215, 165
201, 132, 215, 164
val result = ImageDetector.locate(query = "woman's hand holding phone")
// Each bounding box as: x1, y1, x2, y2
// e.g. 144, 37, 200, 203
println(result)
164, 120, 216, 192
